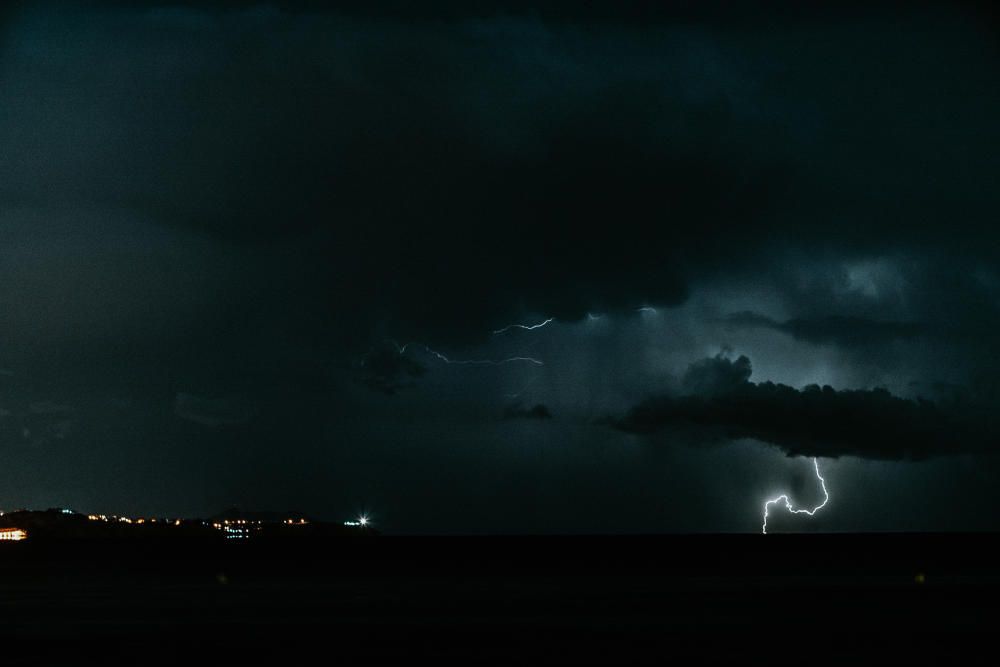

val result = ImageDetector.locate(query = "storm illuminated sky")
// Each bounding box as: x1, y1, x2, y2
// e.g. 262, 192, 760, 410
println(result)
0, 1, 998, 532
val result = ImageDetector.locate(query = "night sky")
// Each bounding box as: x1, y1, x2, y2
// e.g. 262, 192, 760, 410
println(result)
1, 1, 998, 533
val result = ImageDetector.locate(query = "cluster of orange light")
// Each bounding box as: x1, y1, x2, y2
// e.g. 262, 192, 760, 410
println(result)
76, 512, 311, 532
87, 514, 185, 526
212, 519, 261, 529
0, 528, 27, 541
87, 514, 133, 523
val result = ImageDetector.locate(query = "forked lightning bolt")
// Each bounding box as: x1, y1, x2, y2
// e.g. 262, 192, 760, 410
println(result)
761, 457, 829, 534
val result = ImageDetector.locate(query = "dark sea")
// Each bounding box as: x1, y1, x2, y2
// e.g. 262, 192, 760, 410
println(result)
0, 534, 995, 665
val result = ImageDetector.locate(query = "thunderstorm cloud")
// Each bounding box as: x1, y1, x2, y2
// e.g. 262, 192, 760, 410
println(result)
0, 1, 999, 531
613, 354, 995, 461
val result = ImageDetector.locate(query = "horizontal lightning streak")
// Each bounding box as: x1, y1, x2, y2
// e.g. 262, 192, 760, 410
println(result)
396, 342, 543, 366
492, 318, 555, 335
761, 457, 829, 534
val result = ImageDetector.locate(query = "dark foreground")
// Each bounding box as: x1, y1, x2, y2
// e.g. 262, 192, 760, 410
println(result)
0, 533, 997, 665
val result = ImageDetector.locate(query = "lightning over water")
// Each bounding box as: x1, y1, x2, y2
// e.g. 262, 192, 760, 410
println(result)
761, 457, 829, 534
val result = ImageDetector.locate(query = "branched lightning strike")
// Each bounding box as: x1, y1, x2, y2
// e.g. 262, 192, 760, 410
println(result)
761, 457, 829, 534
492, 318, 555, 335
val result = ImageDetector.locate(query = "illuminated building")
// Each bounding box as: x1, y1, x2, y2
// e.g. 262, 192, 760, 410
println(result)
0, 528, 27, 541
217, 518, 263, 539
224, 524, 250, 539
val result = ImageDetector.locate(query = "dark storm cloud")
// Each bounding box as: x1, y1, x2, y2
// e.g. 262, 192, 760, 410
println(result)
356, 343, 427, 395
0, 3, 997, 354
612, 354, 997, 461
722, 311, 924, 347
1, 2, 999, 531
1, 2, 996, 357
0, 2, 824, 349
502, 403, 553, 420
681, 352, 753, 395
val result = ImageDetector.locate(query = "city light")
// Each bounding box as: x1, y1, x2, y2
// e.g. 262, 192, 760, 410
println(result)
343, 514, 370, 528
